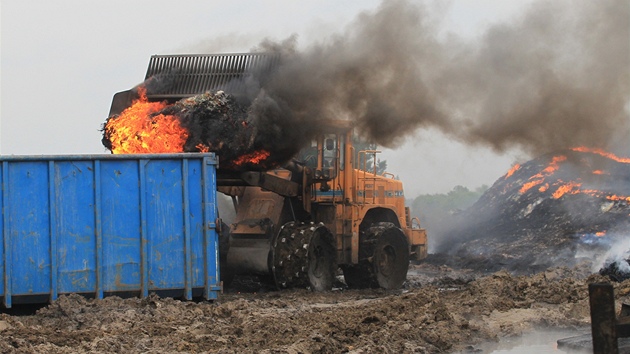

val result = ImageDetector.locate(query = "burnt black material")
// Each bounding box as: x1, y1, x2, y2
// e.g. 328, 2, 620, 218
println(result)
439, 149, 630, 273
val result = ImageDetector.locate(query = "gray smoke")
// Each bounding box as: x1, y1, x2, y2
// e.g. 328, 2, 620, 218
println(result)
247, 0, 630, 155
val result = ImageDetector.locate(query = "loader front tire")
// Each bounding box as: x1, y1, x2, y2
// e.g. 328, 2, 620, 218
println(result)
306, 228, 337, 291
343, 222, 409, 290
372, 225, 409, 289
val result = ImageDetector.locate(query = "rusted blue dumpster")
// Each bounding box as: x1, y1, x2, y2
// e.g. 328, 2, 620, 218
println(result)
0, 153, 221, 308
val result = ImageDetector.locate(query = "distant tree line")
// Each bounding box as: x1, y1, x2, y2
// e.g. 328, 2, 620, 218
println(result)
408, 185, 488, 251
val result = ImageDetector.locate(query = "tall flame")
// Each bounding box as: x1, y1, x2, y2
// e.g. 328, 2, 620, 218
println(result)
104, 87, 188, 154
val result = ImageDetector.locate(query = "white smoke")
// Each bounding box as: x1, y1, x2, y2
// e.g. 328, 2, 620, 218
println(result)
589, 234, 630, 274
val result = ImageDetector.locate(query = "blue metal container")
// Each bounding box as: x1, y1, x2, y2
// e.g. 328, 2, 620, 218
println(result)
0, 153, 221, 308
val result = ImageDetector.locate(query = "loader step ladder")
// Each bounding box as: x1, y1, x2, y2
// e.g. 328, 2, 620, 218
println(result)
357, 150, 381, 205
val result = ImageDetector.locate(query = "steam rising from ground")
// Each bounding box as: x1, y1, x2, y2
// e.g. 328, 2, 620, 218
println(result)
592, 235, 630, 274
247, 0, 629, 155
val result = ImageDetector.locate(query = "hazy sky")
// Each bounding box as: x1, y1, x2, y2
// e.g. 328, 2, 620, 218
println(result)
2, 0, 546, 196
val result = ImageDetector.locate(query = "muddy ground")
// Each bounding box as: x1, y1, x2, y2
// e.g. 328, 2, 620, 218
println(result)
0, 256, 623, 354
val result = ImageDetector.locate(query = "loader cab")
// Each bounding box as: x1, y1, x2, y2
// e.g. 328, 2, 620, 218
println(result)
296, 121, 354, 184
315, 133, 344, 181
293, 120, 357, 207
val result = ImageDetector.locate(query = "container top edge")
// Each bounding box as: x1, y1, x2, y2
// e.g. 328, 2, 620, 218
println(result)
0, 153, 218, 162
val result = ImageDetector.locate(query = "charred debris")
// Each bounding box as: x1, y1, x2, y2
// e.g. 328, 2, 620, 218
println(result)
436, 148, 630, 275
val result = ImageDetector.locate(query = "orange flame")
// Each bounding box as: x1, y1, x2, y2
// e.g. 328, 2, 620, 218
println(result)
572, 147, 630, 164
520, 180, 544, 194
519, 156, 566, 194
543, 156, 567, 173
505, 164, 521, 179
595, 231, 606, 237
515, 148, 630, 202
105, 87, 188, 154
196, 143, 210, 153
231, 150, 271, 166
607, 195, 630, 202
552, 181, 582, 199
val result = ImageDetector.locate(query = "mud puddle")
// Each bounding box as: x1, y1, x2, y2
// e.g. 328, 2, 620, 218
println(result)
465, 329, 589, 353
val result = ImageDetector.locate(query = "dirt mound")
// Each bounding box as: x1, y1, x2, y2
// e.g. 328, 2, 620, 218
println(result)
439, 148, 630, 274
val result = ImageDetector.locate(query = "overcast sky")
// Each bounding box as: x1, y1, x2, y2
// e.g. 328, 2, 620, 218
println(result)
2, 0, 543, 196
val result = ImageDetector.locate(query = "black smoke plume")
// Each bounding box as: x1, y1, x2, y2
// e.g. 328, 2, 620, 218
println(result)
246, 0, 629, 155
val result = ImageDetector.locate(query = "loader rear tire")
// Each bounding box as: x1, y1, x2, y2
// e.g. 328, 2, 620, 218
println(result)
271, 222, 336, 291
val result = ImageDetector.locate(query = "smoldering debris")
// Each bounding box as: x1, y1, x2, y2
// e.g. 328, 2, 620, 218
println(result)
433, 148, 630, 274
159, 92, 259, 167
600, 258, 630, 282
596, 237, 630, 282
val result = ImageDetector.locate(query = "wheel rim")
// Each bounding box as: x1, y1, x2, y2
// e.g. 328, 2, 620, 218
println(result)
309, 244, 325, 278
377, 244, 397, 278
307, 232, 335, 291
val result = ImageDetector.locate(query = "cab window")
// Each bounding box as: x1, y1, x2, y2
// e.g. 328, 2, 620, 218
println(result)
297, 139, 318, 167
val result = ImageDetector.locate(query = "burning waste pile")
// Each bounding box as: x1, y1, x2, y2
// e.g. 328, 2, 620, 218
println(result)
436, 147, 630, 275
